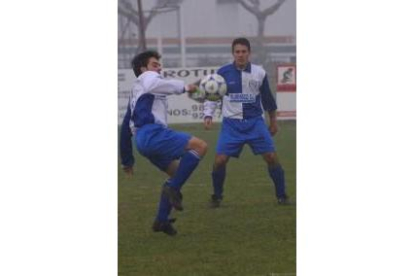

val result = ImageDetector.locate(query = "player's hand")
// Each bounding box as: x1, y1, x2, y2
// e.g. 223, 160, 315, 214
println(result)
185, 84, 198, 93
204, 117, 213, 130
269, 121, 278, 136
123, 165, 134, 175
187, 86, 205, 103
192, 79, 201, 87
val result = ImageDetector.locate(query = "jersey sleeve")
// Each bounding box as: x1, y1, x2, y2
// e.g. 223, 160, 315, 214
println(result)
119, 102, 135, 167
141, 71, 185, 95
260, 74, 277, 111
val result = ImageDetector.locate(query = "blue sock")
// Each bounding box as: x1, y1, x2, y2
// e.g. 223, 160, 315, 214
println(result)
155, 182, 173, 222
268, 164, 286, 198
168, 150, 201, 190
212, 166, 226, 198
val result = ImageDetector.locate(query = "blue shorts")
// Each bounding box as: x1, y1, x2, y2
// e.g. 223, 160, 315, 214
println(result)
216, 117, 275, 158
134, 124, 191, 171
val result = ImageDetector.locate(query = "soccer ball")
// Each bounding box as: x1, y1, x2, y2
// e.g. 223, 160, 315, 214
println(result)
199, 74, 227, 101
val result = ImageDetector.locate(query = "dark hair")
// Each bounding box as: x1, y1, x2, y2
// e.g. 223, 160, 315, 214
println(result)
231, 37, 251, 52
131, 50, 161, 77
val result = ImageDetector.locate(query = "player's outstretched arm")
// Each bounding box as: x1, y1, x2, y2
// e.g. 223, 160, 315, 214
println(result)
187, 83, 205, 103
142, 71, 185, 95
185, 84, 198, 93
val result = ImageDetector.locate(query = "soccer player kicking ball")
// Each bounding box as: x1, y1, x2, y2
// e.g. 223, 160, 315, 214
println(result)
203, 37, 289, 207
120, 50, 207, 236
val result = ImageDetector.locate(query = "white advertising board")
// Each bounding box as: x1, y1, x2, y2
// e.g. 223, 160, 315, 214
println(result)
118, 65, 296, 124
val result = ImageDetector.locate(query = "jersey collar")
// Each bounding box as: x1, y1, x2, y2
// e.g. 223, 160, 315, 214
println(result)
233, 62, 252, 73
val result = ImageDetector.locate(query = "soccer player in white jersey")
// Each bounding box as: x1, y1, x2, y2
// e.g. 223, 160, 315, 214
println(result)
203, 38, 289, 207
120, 51, 208, 236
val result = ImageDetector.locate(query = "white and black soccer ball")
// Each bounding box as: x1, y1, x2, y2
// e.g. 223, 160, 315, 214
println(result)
199, 74, 227, 101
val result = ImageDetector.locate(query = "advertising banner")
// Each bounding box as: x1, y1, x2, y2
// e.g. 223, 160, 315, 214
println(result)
118, 65, 296, 124
118, 67, 221, 124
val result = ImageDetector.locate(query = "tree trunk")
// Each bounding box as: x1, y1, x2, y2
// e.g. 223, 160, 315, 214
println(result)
137, 0, 147, 52
256, 16, 267, 65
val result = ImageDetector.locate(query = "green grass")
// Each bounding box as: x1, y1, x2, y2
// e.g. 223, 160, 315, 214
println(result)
118, 121, 296, 276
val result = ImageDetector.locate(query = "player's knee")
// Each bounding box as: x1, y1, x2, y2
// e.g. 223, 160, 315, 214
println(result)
197, 139, 208, 156
214, 155, 228, 168
188, 137, 208, 157
263, 152, 278, 166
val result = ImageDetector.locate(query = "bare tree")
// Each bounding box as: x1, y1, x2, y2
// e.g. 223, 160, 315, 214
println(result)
118, 0, 181, 52
236, 0, 288, 65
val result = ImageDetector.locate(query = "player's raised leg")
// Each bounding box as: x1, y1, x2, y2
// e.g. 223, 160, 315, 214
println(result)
152, 182, 178, 236
152, 160, 180, 236
164, 137, 208, 211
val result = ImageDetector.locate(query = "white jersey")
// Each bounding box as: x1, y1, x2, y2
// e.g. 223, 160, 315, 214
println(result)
129, 71, 185, 130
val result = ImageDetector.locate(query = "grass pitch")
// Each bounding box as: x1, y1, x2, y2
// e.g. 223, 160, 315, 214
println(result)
118, 121, 296, 276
